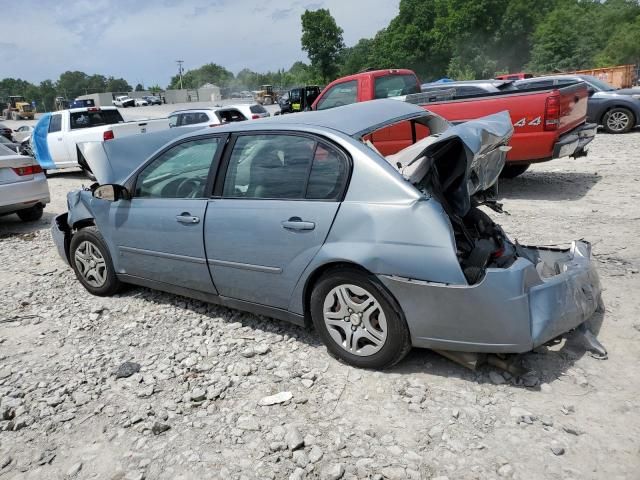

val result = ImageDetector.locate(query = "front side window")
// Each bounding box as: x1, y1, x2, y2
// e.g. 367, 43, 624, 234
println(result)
316, 80, 358, 110
135, 138, 219, 199
49, 114, 62, 133
168, 114, 178, 127
374, 74, 421, 99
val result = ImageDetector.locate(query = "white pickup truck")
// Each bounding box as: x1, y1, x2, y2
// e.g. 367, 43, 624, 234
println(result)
40, 107, 170, 172
113, 96, 135, 108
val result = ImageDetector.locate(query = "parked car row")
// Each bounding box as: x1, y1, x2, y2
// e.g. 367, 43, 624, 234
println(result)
168, 104, 269, 129
112, 95, 162, 108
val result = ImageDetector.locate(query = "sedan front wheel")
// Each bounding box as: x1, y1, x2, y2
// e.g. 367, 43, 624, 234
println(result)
310, 268, 411, 369
70, 227, 121, 296
602, 107, 634, 134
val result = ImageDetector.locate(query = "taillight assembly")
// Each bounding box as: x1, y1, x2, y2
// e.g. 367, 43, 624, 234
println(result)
252, 114, 260, 120
103, 130, 115, 141
12, 165, 43, 176
544, 95, 560, 131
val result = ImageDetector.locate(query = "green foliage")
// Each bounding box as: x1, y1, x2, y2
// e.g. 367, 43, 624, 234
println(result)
301, 9, 345, 82
168, 63, 234, 89
134, 83, 145, 92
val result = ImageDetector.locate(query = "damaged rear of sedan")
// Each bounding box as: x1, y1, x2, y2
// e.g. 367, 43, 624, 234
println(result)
51, 100, 603, 369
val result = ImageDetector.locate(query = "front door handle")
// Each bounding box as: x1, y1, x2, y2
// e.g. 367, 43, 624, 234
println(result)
282, 217, 315, 231
176, 212, 200, 224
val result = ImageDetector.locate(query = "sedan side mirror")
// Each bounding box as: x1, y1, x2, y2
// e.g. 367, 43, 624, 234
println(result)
93, 184, 129, 201
587, 86, 596, 96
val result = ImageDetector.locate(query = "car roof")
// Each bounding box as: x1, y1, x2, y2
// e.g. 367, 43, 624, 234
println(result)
515, 74, 583, 83
175, 99, 428, 138
67, 106, 118, 113
169, 109, 217, 114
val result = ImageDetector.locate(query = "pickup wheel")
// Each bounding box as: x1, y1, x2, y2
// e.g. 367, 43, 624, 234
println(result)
602, 107, 634, 134
500, 164, 530, 179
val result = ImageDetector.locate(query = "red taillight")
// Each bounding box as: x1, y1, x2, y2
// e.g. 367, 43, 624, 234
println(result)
544, 95, 560, 131
252, 114, 260, 120
103, 130, 115, 141
12, 165, 43, 176
87, 107, 100, 112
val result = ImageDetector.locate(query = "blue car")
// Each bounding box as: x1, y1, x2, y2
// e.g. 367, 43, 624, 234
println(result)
51, 100, 603, 369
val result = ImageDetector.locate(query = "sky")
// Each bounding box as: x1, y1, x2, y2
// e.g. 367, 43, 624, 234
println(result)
0, 0, 400, 87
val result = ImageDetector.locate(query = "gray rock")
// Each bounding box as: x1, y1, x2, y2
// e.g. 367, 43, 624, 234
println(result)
66, 462, 82, 477
258, 391, 292, 406
115, 362, 141, 379
321, 463, 345, 480
190, 388, 206, 402
124, 471, 145, 480
489, 371, 506, 385
381, 466, 406, 480
497, 464, 514, 477
290, 467, 305, 480
72, 392, 90, 406
301, 379, 314, 388
308, 445, 323, 463
1, 455, 12, 469
285, 425, 305, 450
151, 422, 171, 435
293, 450, 309, 468
551, 446, 565, 456
254, 344, 271, 355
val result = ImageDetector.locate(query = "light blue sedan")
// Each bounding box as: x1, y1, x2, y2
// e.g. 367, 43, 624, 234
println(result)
51, 100, 603, 369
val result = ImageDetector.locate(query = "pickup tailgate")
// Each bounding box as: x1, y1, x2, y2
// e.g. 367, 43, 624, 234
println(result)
555, 82, 588, 134
107, 117, 170, 140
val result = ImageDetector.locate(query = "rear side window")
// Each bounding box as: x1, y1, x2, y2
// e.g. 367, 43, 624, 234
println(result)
306, 144, 348, 200
49, 114, 62, 133
316, 80, 357, 110
222, 134, 348, 201
250, 104, 267, 114
223, 135, 315, 199
374, 74, 421, 99
181, 112, 209, 126
70, 110, 124, 129
218, 109, 247, 123
168, 115, 178, 127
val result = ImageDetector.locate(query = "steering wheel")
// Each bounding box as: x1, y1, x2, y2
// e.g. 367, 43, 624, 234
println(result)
175, 178, 203, 198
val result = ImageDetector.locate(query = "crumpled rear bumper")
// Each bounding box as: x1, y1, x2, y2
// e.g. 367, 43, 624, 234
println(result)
552, 123, 598, 159
379, 240, 601, 353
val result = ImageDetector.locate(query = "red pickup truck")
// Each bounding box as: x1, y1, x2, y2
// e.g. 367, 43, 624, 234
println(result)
311, 69, 597, 177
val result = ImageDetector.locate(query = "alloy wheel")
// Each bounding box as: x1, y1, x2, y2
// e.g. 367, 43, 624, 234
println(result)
74, 240, 107, 288
607, 111, 630, 132
322, 284, 388, 356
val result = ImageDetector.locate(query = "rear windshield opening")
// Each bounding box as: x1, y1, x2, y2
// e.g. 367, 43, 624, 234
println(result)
70, 110, 124, 129
250, 105, 267, 114
374, 74, 421, 99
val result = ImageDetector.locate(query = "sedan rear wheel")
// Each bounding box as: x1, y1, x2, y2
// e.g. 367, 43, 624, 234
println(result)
603, 107, 634, 134
311, 268, 411, 369
70, 227, 121, 296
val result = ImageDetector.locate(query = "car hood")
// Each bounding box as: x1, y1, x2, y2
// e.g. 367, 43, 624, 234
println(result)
77, 126, 203, 185
615, 87, 640, 96
384, 111, 513, 216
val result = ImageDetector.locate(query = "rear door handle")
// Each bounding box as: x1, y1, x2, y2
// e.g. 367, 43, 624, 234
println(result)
176, 212, 200, 224
282, 217, 315, 231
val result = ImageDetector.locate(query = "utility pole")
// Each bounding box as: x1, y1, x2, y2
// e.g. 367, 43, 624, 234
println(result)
176, 60, 184, 89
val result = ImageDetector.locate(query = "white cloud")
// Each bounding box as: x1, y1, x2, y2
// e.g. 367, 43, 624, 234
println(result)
0, 0, 399, 86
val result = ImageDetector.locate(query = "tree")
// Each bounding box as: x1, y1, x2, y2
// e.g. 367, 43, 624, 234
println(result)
168, 63, 234, 89
134, 83, 145, 91
56, 71, 89, 99
597, 15, 640, 66
301, 9, 345, 82
105, 77, 132, 93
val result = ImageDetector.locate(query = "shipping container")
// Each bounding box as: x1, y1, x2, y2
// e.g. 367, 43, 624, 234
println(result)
572, 64, 637, 89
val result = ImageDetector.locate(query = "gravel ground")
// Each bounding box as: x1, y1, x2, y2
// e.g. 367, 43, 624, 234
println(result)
1, 131, 639, 480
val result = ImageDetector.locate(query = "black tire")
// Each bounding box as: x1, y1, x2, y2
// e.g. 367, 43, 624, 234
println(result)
500, 164, 530, 179
16, 204, 43, 222
310, 267, 411, 369
69, 226, 121, 296
602, 107, 635, 134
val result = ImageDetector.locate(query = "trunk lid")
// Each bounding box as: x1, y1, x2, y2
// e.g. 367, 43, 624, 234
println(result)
384, 111, 513, 217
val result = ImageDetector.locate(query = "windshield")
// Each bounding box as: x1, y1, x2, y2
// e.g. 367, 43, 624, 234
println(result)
580, 75, 616, 91
70, 109, 124, 129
